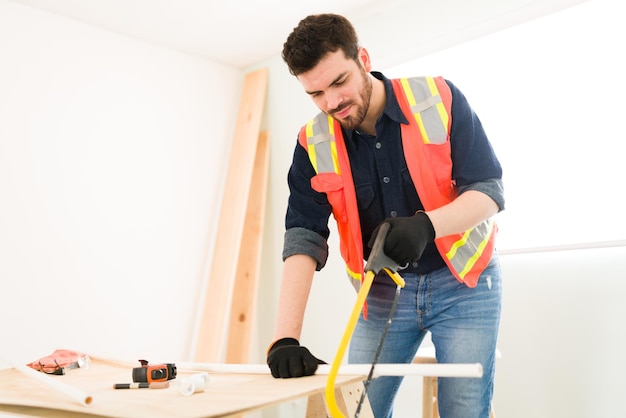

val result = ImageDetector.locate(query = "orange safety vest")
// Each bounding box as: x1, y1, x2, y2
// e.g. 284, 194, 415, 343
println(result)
298, 76, 497, 288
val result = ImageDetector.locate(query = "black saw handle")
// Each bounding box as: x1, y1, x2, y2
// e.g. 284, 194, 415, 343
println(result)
364, 222, 401, 274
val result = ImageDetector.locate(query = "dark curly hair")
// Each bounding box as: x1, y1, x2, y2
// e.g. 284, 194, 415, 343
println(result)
282, 14, 360, 76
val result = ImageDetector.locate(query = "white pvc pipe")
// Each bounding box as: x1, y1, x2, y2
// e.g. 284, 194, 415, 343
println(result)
177, 362, 483, 378
0, 355, 92, 406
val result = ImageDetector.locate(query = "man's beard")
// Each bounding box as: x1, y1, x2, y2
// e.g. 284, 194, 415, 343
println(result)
330, 68, 372, 130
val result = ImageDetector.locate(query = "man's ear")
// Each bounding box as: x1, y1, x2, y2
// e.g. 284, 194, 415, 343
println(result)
358, 47, 372, 72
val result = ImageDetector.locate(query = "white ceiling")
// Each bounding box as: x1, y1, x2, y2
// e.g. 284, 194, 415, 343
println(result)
7, 0, 414, 69
6, 0, 588, 69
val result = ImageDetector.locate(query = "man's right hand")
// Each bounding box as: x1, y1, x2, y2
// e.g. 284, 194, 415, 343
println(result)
266, 337, 325, 378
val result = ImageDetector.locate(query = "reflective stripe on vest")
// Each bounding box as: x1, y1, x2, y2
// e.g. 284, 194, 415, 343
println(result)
446, 218, 495, 281
304, 115, 340, 175
400, 77, 449, 145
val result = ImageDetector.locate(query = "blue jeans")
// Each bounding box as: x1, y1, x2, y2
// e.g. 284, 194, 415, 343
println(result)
348, 256, 502, 418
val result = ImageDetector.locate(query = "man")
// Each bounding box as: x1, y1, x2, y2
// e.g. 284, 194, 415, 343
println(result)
266, 13, 504, 418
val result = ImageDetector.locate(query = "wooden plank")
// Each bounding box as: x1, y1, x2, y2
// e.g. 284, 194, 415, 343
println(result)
194, 68, 268, 362
226, 130, 270, 363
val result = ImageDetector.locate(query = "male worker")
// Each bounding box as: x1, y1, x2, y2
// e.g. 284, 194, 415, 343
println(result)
267, 13, 504, 418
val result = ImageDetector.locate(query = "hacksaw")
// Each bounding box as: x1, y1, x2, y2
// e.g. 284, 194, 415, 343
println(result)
325, 222, 406, 418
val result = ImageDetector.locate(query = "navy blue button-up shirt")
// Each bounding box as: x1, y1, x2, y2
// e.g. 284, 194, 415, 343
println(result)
284, 72, 503, 274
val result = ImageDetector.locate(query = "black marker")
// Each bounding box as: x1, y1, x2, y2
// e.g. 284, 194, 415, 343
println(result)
113, 382, 170, 389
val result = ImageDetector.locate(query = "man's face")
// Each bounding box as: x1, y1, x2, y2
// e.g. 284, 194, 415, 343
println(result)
297, 49, 372, 130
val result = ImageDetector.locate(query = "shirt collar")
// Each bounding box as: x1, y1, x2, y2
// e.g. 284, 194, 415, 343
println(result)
344, 71, 409, 138
373, 71, 409, 125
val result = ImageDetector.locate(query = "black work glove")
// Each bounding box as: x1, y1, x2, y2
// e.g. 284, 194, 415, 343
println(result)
368, 211, 435, 266
266, 338, 326, 378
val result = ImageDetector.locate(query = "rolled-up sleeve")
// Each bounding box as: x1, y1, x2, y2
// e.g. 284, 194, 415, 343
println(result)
457, 178, 505, 212
282, 227, 329, 271
283, 138, 333, 271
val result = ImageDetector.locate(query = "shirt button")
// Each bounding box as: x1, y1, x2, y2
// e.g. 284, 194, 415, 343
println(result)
390, 211, 397, 217
412, 261, 419, 268
383, 176, 390, 183
375, 142, 382, 149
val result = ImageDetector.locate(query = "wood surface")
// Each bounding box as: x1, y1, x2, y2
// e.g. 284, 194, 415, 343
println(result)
194, 68, 268, 363
0, 359, 365, 418
226, 130, 270, 364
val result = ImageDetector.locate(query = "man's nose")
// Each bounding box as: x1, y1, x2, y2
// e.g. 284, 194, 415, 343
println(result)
326, 92, 344, 111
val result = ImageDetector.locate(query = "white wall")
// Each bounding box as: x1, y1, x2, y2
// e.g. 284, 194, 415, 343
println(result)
496, 246, 626, 418
0, 0, 241, 362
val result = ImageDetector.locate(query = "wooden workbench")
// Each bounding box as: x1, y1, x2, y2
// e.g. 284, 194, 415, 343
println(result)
0, 359, 367, 418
